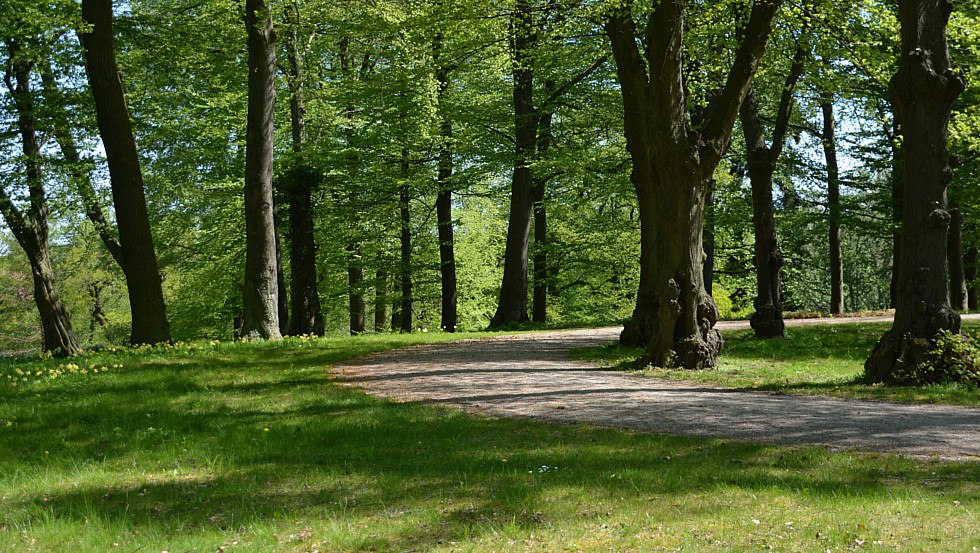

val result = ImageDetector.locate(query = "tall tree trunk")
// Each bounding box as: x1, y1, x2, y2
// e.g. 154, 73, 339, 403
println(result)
948, 205, 968, 311
374, 269, 389, 331
703, 182, 715, 297
606, 0, 781, 366
489, 0, 536, 329
965, 245, 978, 310
820, 92, 845, 315
434, 35, 457, 333
399, 168, 413, 334
888, 121, 903, 308
738, 45, 803, 338
531, 109, 553, 324
238, 0, 282, 340
865, 0, 965, 383
283, 2, 324, 336
1, 42, 80, 356
274, 224, 289, 335
79, 0, 171, 345
347, 243, 365, 334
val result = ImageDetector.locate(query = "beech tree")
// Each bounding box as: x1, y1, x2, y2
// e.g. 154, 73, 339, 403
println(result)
866, 0, 966, 382
240, 0, 282, 339
1, 39, 81, 356
79, 0, 172, 345
605, 0, 782, 367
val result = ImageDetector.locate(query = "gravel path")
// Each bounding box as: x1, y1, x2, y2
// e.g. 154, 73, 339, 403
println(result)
334, 316, 980, 461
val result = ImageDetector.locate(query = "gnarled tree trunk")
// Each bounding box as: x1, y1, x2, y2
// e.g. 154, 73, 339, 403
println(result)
606, 0, 781, 366
79, 0, 172, 345
865, 0, 965, 382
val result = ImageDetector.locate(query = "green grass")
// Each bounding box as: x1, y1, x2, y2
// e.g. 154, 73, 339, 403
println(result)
574, 321, 980, 407
0, 331, 978, 551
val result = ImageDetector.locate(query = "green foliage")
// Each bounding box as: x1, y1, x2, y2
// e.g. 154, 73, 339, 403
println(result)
892, 330, 980, 387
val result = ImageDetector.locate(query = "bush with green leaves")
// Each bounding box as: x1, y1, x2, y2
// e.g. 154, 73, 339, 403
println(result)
892, 330, 980, 386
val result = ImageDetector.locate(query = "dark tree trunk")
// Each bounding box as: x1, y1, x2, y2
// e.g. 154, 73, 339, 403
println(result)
89, 280, 109, 339
347, 243, 365, 334
606, 0, 781, 366
965, 245, 978, 310
865, 0, 965, 383
274, 224, 289, 336
399, 177, 413, 333
390, 299, 402, 332
889, 121, 903, 308
283, 3, 324, 336
374, 269, 389, 332
237, 0, 282, 340
79, 0, 171, 345
948, 205, 968, 311
820, 92, 845, 315
434, 36, 457, 333
531, 109, 553, 324
738, 45, 804, 338
702, 182, 715, 297
489, 0, 536, 329
1, 43, 81, 356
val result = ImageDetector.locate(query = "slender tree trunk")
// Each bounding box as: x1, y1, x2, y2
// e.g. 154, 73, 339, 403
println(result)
274, 224, 289, 335
489, 0, 536, 329
820, 92, 845, 315
79, 0, 171, 345
283, 2, 324, 336
605, 0, 781, 366
1, 43, 80, 356
531, 110, 552, 324
865, 0, 965, 383
703, 182, 715, 297
965, 245, 978, 310
238, 0, 282, 340
434, 37, 457, 333
374, 269, 389, 331
948, 205, 968, 311
347, 243, 365, 334
399, 168, 413, 333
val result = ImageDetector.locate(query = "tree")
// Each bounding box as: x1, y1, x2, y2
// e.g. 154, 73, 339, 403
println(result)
739, 40, 807, 338
79, 0, 171, 345
865, 0, 966, 382
1, 38, 81, 356
819, 89, 845, 314
239, 0, 282, 340
605, 0, 782, 367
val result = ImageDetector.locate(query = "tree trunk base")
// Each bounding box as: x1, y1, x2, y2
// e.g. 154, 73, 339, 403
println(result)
865, 306, 960, 384
620, 316, 652, 348
750, 306, 784, 338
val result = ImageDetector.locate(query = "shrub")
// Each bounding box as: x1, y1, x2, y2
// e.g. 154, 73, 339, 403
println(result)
893, 330, 980, 386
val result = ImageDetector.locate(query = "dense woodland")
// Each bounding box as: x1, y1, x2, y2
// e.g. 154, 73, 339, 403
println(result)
1, 0, 978, 382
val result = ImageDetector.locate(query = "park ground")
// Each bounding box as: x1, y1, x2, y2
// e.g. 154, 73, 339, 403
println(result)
0, 320, 977, 551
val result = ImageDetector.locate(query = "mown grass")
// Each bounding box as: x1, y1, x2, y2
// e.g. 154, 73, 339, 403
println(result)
0, 331, 978, 551
574, 321, 980, 407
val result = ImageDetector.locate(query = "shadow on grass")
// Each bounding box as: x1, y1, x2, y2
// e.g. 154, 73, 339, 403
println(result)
2, 335, 978, 550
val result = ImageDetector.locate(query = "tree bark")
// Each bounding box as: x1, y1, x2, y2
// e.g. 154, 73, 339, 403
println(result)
738, 46, 804, 338
434, 35, 457, 333
283, 2, 324, 336
531, 109, 552, 324
703, 182, 715, 297
489, 0, 536, 329
399, 167, 413, 334
348, 243, 366, 334
79, 0, 171, 345
820, 91, 845, 315
965, 245, 978, 310
374, 269, 389, 331
948, 205, 968, 311
238, 0, 282, 340
606, 0, 781, 366
1, 42, 81, 356
888, 121, 903, 308
865, 0, 965, 383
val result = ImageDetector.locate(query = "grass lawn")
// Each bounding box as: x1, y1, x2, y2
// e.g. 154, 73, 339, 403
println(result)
0, 332, 977, 551
575, 321, 980, 407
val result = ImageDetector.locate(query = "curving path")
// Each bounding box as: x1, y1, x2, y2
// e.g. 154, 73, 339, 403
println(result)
334, 316, 980, 461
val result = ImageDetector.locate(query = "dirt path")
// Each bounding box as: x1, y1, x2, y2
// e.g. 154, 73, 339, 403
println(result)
334, 316, 980, 461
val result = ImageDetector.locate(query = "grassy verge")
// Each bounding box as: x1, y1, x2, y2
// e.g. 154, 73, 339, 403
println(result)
0, 331, 977, 551
574, 321, 980, 407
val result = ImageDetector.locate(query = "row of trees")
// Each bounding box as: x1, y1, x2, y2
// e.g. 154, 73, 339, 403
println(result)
1, 0, 977, 383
